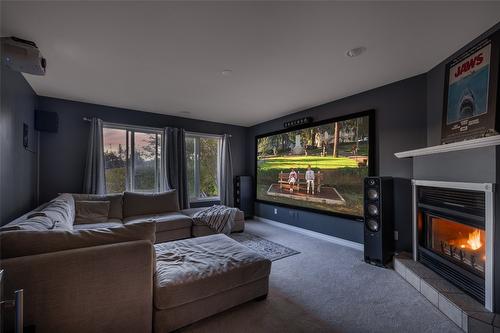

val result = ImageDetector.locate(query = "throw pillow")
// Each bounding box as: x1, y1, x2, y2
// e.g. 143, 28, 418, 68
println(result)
75, 200, 111, 225
69, 193, 123, 219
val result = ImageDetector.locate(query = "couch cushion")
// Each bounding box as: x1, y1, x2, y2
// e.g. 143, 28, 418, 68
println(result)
0, 214, 56, 231
124, 213, 192, 232
75, 200, 111, 225
123, 191, 179, 218
40, 193, 75, 229
70, 193, 123, 220
73, 219, 123, 230
154, 234, 271, 310
0, 222, 155, 259
182, 207, 245, 236
191, 217, 244, 237
0, 194, 75, 231
0, 201, 51, 231
181, 207, 244, 224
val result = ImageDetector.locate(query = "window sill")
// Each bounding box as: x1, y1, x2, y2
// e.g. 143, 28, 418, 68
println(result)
190, 197, 220, 203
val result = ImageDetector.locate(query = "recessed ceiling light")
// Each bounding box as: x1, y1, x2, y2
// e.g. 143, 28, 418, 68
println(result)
221, 69, 233, 76
346, 47, 366, 58
179, 110, 191, 115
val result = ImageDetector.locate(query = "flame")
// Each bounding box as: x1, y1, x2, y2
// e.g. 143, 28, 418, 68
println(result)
467, 229, 482, 250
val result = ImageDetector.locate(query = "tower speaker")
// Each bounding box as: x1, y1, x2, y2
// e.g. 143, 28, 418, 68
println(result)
234, 176, 253, 219
363, 176, 394, 267
35, 110, 59, 133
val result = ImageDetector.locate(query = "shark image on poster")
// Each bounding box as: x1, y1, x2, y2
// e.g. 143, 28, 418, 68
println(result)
446, 43, 490, 125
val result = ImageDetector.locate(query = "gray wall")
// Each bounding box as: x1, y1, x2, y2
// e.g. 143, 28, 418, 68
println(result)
421, 21, 500, 312
0, 65, 38, 225
413, 146, 497, 183
248, 75, 427, 247
426, 22, 500, 146
36, 96, 248, 204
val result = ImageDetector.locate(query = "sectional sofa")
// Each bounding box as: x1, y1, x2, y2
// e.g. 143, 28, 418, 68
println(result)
0, 191, 271, 333
3, 190, 244, 242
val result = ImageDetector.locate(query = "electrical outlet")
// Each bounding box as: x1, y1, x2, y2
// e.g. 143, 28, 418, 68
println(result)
394, 230, 399, 241
274, 208, 277, 215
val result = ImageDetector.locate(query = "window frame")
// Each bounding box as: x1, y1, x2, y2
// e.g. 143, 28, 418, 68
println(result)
103, 122, 163, 194
185, 131, 222, 203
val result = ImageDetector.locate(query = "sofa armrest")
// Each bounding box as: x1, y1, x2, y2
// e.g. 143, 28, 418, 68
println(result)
1, 240, 154, 333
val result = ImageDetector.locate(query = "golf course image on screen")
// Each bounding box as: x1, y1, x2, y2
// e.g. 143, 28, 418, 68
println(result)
256, 112, 371, 217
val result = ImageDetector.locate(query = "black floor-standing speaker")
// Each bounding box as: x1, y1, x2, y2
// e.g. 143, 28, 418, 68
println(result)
234, 176, 254, 219
363, 176, 394, 267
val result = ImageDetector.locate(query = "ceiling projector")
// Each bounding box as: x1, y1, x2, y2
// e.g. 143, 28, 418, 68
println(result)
1, 36, 46, 75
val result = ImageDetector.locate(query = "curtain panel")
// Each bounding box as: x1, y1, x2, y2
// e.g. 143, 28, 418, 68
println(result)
162, 127, 190, 209
220, 134, 234, 207
83, 117, 106, 194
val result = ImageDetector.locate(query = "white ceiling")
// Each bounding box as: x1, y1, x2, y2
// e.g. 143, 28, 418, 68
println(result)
2, 1, 500, 127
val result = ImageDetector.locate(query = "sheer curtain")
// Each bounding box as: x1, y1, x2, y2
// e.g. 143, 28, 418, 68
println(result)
219, 134, 233, 206
83, 117, 106, 194
161, 127, 190, 209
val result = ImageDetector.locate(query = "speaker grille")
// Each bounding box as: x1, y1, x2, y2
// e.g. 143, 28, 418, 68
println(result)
363, 177, 394, 266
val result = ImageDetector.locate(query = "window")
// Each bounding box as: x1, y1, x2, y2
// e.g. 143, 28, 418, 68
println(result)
186, 133, 221, 201
103, 125, 162, 193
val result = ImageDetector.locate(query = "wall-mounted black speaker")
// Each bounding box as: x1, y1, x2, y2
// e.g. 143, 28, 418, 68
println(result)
35, 110, 58, 133
363, 176, 394, 267
234, 176, 253, 219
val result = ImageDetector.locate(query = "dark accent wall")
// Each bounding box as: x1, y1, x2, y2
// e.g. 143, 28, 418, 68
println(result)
426, 22, 500, 146
247, 75, 427, 247
36, 96, 248, 204
0, 65, 38, 225
422, 21, 500, 313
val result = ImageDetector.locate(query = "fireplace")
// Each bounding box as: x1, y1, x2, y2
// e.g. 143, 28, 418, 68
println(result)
424, 215, 485, 275
412, 180, 494, 310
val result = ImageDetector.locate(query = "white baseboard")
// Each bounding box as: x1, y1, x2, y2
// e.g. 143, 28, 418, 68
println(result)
254, 216, 363, 251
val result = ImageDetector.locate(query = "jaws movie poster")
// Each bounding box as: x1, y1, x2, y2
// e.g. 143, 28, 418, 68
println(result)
441, 40, 497, 144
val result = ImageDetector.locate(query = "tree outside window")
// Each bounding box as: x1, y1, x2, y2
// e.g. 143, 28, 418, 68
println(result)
186, 134, 221, 201
103, 126, 162, 193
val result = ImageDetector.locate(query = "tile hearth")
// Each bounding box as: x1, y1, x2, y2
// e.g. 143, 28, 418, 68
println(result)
394, 253, 500, 333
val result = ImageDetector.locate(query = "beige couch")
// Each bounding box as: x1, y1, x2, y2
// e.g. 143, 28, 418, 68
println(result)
69, 190, 245, 242
0, 192, 269, 333
1, 219, 156, 333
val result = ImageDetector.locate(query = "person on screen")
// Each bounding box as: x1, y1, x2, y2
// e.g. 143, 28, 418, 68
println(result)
288, 168, 298, 193
305, 165, 315, 195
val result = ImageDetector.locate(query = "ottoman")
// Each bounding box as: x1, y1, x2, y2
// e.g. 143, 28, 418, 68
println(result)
153, 234, 272, 332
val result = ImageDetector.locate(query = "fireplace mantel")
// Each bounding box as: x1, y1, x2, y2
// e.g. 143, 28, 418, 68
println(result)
394, 135, 500, 158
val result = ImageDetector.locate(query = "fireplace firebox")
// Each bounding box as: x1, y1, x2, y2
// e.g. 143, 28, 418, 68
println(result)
423, 215, 485, 276
413, 182, 494, 309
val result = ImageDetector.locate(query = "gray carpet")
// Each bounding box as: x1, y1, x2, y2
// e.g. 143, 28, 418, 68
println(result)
180, 220, 462, 333
230, 232, 300, 261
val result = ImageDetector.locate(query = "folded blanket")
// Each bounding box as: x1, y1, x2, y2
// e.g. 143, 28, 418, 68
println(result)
192, 205, 238, 235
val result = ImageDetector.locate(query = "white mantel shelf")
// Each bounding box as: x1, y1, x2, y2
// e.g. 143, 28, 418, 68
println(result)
394, 135, 500, 158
